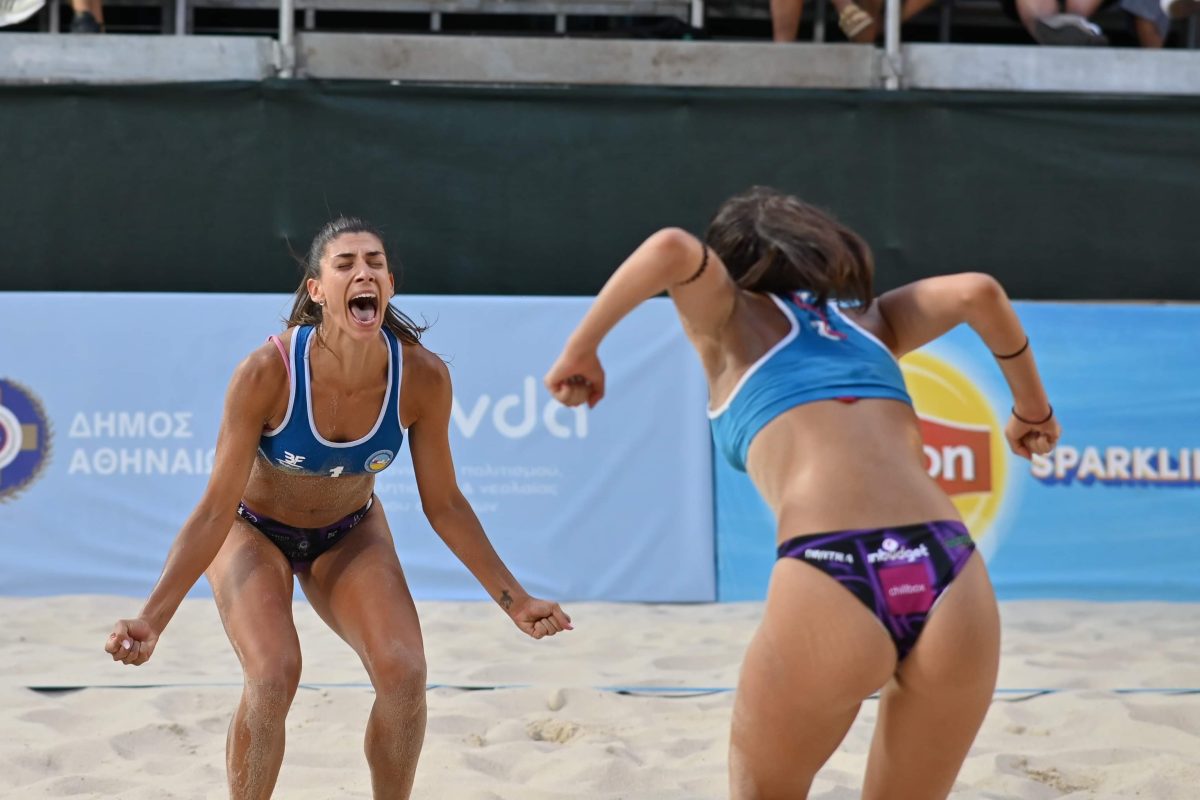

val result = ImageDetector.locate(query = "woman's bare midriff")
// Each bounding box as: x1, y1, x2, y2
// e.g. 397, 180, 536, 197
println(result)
241, 457, 377, 527
745, 398, 959, 543
700, 290, 958, 543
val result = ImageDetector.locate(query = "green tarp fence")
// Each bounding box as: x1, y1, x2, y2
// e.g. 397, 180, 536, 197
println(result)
2, 81, 1196, 299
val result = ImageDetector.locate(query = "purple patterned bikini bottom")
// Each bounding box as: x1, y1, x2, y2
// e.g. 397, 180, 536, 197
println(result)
776, 520, 976, 660
236, 496, 374, 572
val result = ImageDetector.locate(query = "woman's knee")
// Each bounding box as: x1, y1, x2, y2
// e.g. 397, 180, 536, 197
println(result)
367, 646, 427, 700
242, 647, 303, 703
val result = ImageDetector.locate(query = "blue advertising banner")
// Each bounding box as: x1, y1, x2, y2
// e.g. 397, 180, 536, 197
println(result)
0, 293, 714, 601
716, 303, 1200, 602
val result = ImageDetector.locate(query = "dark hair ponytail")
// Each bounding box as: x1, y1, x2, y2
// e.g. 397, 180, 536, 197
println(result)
286, 216, 426, 346
704, 186, 874, 308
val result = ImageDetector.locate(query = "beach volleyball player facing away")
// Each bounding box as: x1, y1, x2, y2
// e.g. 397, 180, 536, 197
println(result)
545, 187, 1058, 800
104, 217, 572, 800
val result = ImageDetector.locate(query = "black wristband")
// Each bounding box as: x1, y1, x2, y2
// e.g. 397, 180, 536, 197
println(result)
993, 337, 1030, 360
676, 245, 709, 286
1012, 404, 1053, 425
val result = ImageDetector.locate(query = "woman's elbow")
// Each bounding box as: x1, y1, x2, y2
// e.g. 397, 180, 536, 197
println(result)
421, 493, 469, 528
962, 272, 1007, 312
648, 227, 696, 257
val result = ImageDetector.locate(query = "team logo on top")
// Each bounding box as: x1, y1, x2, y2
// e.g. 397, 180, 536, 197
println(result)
0, 379, 53, 504
277, 451, 307, 470
365, 450, 394, 473
900, 352, 1007, 543
791, 293, 848, 342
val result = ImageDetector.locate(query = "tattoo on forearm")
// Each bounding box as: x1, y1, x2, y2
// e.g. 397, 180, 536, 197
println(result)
500, 590, 513, 610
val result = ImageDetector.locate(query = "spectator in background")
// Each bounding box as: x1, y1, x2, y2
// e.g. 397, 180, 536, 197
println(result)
1161, 0, 1198, 13
769, 0, 883, 41
770, 0, 913, 43
1160, 0, 1199, 28
0, 0, 46, 28
1005, 0, 1171, 47
1004, 0, 1108, 45
1122, 0, 1170, 45
69, 0, 104, 31
829, 0, 955, 42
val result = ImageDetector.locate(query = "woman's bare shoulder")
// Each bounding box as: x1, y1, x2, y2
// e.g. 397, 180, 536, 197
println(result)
231, 331, 293, 394
401, 341, 450, 386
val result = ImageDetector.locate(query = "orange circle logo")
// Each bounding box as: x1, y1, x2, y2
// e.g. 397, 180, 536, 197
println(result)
900, 352, 1006, 541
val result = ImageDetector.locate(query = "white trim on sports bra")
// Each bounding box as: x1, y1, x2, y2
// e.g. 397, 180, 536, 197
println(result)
394, 336, 408, 434
829, 304, 900, 363
304, 329, 395, 448
262, 330, 299, 438
708, 293, 800, 419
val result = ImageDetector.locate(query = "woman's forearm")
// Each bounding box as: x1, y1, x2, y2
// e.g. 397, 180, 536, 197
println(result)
428, 504, 528, 608
566, 228, 697, 352
138, 509, 236, 632
964, 279, 1051, 418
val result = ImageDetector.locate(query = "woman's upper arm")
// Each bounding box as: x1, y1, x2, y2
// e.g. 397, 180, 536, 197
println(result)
661, 228, 740, 342
865, 272, 1003, 358
194, 348, 283, 515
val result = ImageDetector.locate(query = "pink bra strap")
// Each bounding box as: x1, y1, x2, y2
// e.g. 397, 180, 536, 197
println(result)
268, 335, 292, 382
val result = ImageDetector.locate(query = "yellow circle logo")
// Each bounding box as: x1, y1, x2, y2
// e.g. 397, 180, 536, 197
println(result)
900, 352, 1006, 541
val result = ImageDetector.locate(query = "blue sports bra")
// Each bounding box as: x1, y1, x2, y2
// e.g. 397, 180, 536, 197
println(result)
708, 292, 912, 472
258, 325, 405, 477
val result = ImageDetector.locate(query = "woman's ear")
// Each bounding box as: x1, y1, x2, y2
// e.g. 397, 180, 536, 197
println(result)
306, 276, 324, 306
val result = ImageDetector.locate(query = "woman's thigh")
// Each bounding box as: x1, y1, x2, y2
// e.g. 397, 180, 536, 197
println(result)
298, 503, 425, 675
862, 553, 1000, 800
731, 557, 897, 799
206, 518, 302, 678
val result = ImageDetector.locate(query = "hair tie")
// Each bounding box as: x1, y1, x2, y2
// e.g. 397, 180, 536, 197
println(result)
1012, 405, 1053, 425
676, 245, 709, 287
993, 337, 1029, 360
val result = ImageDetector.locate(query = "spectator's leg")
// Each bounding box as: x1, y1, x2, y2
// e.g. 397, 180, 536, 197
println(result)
1015, 0, 1061, 37
1120, 0, 1170, 42
902, 0, 940, 21
1063, 0, 1103, 14
1162, 0, 1200, 20
1134, 16, 1166, 42
772, 0, 804, 40
68, 0, 103, 30
857, 0, 883, 40
1027, 0, 1108, 43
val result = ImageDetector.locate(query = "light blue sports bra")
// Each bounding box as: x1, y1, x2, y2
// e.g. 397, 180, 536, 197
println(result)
708, 292, 912, 472
258, 325, 405, 478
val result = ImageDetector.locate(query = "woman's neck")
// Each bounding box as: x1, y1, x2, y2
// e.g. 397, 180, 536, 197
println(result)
311, 327, 386, 389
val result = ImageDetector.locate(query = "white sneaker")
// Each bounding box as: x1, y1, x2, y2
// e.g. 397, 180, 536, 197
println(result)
0, 0, 44, 26
1033, 13, 1108, 45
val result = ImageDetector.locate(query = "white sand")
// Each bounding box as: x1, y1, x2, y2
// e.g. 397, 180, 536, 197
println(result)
2, 596, 1198, 799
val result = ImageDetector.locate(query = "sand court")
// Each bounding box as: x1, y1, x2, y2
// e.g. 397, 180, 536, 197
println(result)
3, 596, 1198, 799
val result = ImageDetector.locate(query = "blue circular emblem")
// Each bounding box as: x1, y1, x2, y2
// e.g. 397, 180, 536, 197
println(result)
0, 379, 52, 504
365, 449, 394, 473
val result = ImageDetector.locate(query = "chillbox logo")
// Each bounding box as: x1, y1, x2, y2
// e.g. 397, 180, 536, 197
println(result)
900, 352, 1007, 541
451, 377, 587, 440
0, 378, 53, 503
